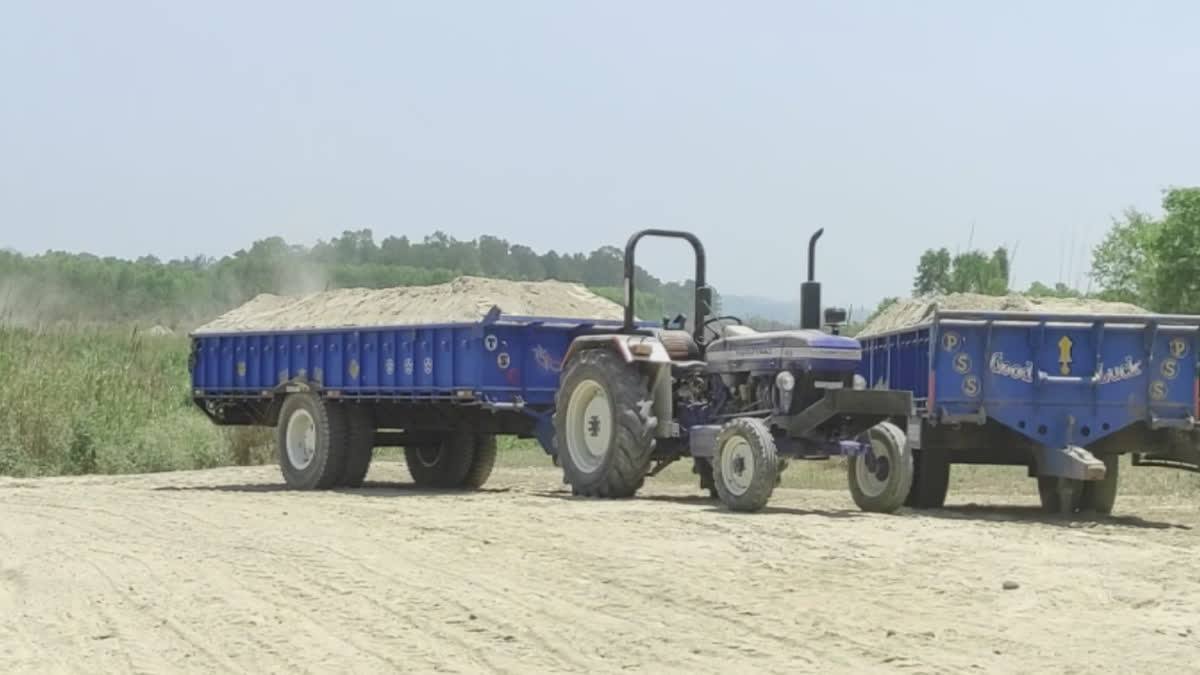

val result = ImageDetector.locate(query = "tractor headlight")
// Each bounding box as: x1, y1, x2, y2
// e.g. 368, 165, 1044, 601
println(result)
775, 371, 795, 392
853, 374, 867, 390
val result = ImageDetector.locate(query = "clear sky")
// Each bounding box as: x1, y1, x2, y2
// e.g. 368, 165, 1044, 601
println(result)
2, 0, 1197, 308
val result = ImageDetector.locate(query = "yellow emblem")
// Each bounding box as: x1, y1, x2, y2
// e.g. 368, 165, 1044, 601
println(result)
941, 331, 961, 352
236, 361, 246, 378
348, 359, 360, 379
1169, 338, 1189, 359
1057, 335, 1073, 375
962, 375, 980, 397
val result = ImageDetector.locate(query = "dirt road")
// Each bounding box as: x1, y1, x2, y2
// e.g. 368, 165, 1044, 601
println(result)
2, 460, 1197, 674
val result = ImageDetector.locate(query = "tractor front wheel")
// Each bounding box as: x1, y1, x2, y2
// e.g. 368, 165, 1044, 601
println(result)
552, 349, 656, 498
848, 421, 914, 513
712, 417, 779, 512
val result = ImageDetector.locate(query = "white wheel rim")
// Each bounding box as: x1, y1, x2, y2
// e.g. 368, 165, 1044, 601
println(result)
855, 434, 891, 498
565, 379, 612, 473
285, 408, 317, 470
719, 436, 754, 497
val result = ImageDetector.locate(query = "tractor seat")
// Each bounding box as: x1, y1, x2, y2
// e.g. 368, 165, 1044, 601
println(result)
657, 329, 702, 361
721, 324, 758, 338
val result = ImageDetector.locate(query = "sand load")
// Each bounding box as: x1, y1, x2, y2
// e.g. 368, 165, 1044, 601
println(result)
856, 292, 1150, 337
192, 276, 629, 334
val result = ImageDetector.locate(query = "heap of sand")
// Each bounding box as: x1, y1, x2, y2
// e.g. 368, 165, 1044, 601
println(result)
192, 276, 629, 334
857, 292, 1150, 337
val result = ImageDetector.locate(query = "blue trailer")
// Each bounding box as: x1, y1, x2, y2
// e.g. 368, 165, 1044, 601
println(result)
189, 227, 920, 514
855, 309, 1200, 513
188, 307, 663, 491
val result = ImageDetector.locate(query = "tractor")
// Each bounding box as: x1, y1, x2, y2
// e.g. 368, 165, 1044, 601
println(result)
550, 228, 916, 512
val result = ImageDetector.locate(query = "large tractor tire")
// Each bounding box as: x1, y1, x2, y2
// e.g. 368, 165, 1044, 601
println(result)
905, 447, 950, 509
338, 404, 376, 488
460, 433, 498, 489
1080, 454, 1119, 514
276, 392, 349, 490
405, 433, 474, 488
552, 348, 656, 498
848, 421, 914, 513
712, 417, 779, 512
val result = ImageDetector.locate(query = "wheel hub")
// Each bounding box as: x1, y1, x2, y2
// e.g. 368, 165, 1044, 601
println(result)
285, 409, 317, 470
565, 379, 613, 473
855, 436, 893, 498
719, 436, 755, 497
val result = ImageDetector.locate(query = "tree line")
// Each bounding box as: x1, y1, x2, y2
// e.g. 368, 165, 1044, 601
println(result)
3, 185, 1195, 331
0, 229, 717, 328
851, 186, 1200, 329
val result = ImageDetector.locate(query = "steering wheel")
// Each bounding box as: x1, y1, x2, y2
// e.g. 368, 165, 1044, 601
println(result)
702, 314, 744, 342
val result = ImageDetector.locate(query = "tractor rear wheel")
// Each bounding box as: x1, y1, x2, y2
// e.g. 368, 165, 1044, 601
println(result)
712, 417, 779, 512
848, 421, 914, 513
553, 349, 656, 498
277, 392, 349, 490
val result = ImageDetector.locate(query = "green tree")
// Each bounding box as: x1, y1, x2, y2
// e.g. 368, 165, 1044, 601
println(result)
913, 246, 1009, 296
1089, 187, 1200, 312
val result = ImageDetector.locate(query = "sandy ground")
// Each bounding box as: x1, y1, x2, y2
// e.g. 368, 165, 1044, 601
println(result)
2, 460, 1198, 675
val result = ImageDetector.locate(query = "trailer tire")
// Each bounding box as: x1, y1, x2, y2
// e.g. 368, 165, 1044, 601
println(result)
460, 433, 498, 489
276, 393, 349, 490
848, 421, 914, 514
553, 349, 655, 498
405, 433, 474, 488
905, 447, 950, 509
1080, 454, 1119, 515
338, 405, 375, 488
712, 417, 778, 512
1037, 476, 1084, 514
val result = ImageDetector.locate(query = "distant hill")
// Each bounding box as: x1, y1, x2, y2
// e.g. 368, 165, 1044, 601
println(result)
720, 294, 877, 327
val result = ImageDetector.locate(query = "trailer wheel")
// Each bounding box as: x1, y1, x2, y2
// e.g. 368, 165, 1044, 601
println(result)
848, 421, 914, 513
553, 349, 655, 498
1037, 476, 1084, 514
1080, 454, 1119, 514
338, 404, 375, 488
276, 393, 349, 490
460, 433, 498, 489
712, 417, 779, 512
905, 447, 950, 509
405, 433, 474, 488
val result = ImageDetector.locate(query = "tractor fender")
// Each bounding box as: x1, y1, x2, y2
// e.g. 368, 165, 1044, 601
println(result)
562, 334, 673, 366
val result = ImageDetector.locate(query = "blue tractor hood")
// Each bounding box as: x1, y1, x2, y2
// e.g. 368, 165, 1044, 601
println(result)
703, 327, 862, 373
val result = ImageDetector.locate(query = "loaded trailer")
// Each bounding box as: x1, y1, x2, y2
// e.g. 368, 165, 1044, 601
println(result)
187, 307, 662, 492
188, 226, 921, 514
856, 309, 1200, 514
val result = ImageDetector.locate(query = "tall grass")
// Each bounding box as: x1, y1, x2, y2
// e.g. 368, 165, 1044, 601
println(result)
0, 325, 272, 476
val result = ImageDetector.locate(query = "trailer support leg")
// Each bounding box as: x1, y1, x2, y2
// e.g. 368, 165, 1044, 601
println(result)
1039, 444, 1107, 481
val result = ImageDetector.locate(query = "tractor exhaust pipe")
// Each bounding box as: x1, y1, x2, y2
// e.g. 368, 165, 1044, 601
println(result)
800, 228, 823, 330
